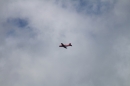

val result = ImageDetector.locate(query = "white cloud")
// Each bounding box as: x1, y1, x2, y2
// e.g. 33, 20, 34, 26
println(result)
0, 0, 130, 86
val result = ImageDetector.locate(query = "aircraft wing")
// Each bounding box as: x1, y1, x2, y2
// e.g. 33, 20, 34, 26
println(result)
61, 43, 67, 49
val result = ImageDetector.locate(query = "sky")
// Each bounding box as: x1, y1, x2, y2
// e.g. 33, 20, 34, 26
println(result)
0, 0, 130, 86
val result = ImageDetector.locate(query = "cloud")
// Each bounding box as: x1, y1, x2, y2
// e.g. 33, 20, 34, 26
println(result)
0, 0, 130, 86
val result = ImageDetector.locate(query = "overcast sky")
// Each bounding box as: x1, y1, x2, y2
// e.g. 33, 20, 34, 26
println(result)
0, 0, 130, 86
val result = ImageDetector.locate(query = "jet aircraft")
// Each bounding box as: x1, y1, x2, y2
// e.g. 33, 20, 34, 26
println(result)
59, 43, 72, 49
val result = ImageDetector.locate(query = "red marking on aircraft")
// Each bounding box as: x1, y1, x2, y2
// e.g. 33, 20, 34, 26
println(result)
59, 43, 72, 49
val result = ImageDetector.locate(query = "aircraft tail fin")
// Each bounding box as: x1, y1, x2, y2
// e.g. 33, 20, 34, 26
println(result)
69, 43, 72, 46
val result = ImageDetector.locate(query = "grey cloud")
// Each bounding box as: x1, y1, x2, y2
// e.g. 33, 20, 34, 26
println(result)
55, 0, 116, 15
0, 0, 130, 86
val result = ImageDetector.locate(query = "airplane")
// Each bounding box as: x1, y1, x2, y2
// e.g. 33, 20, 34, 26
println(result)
59, 43, 72, 49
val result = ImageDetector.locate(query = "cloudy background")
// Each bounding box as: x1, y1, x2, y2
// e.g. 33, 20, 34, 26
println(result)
0, 0, 130, 86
